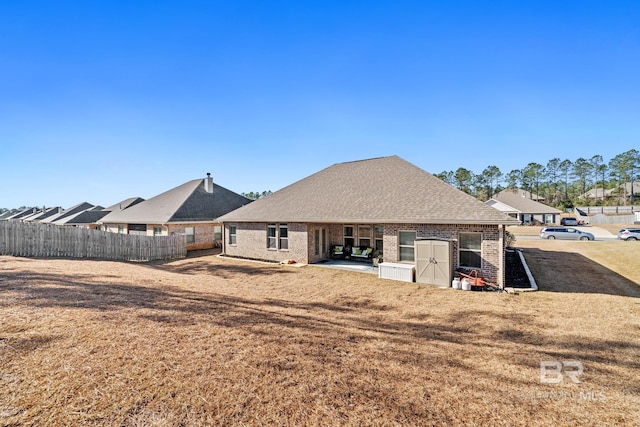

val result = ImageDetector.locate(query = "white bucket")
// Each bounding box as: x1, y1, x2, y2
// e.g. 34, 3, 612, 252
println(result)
461, 278, 471, 291
452, 278, 461, 289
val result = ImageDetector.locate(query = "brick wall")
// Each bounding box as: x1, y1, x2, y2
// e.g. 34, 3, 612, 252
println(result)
103, 222, 218, 251
167, 223, 218, 251
382, 223, 502, 283
222, 222, 504, 284
224, 223, 309, 263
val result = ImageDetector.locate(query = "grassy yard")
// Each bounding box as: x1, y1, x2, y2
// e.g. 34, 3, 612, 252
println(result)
1, 235, 639, 426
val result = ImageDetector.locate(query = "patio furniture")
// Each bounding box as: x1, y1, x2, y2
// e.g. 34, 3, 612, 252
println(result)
331, 245, 345, 259
350, 246, 374, 261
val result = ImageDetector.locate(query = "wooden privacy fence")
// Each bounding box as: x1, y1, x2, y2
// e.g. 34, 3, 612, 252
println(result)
0, 221, 187, 262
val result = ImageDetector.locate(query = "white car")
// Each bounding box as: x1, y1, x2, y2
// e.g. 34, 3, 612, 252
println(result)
618, 228, 640, 241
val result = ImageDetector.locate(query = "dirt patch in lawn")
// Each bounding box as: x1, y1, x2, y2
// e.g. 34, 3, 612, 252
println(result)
1, 250, 639, 426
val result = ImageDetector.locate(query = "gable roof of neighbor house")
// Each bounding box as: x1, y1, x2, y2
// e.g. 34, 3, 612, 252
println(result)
218, 156, 519, 225
496, 188, 545, 201
4, 207, 41, 220
21, 207, 64, 222
54, 206, 106, 225
39, 202, 95, 224
487, 190, 561, 214
0, 211, 15, 220
99, 177, 251, 224
105, 197, 145, 212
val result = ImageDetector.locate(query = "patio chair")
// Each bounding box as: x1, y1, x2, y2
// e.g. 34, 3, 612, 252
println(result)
331, 245, 345, 259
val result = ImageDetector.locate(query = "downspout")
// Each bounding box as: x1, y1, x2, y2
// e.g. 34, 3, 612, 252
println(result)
498, 224, 505, 288
221, 221, 226, 256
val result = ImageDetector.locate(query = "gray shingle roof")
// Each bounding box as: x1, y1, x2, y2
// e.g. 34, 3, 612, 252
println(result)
218, 156, 520, 225
105, 197, 145, 211
99, 178, 251, 224
39, 202, 95, 224
489, 190, 562, 214
22, 207, 64, 222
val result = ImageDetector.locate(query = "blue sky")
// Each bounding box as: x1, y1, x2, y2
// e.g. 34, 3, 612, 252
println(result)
1, 1, 639, 208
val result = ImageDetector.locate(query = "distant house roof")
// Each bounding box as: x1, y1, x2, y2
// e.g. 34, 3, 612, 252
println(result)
99, 177, 251, 224
218, 156, 519, 225
55, 206, 107, 226
0, 210, 15, 220
0, 209, 22, 220
22, 207, 64, 222
487, 191, 561, 215
104, 197, 145, 211
40, 202, 95, 224
4, 207, 40, 220
580, 187, 610, 199
496, 188, 545, 201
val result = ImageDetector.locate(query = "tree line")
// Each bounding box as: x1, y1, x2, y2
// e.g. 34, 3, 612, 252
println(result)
241, 190, 273, 200
434, 149, 639, 208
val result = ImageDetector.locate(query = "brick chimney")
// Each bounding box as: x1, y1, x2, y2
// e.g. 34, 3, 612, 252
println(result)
204, 172, 213, 193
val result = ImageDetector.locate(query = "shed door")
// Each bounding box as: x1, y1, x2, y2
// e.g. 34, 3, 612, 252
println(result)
415, 240, 452, 287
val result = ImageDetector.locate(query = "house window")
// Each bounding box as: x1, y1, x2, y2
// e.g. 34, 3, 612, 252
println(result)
399, 231, 416, 262
185, 227, 195, 244
153, 227, 163, 236
344, 225, 355, 248
315, 229, 320, 255
374, 226, 384, 252
229, 226, 237, 245
358, 225, 371, 247
267, 224, 288, 250
118, 225, 125, 234
214, 225, 222, 240
267, 224, 277, 249
459, 233, 482, 269
279, 224, 288, 250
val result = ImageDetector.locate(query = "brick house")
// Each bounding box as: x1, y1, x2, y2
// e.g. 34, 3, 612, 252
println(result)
218, 156, 519, 285
98, 174, 251, 251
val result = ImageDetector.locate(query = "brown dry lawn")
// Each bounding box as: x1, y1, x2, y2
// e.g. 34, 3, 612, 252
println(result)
1, 231, 639, 426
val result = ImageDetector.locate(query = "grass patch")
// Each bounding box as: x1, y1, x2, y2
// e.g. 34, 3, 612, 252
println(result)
1, 245, 639, 426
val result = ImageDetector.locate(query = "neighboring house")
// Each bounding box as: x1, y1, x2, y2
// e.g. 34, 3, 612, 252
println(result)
98, 174, 251, 251
580, 182, 639, 201
579, 187, 610, 200
486, 190, 562, 224
53, 205, 106, 227
0, 210, 17, 220
496, 188, 545, 202
21, 207, 64, 222
58, 198, 145, 229
218, 156, 519, 286
39, 202, 96, 224
2, 207, 41, 221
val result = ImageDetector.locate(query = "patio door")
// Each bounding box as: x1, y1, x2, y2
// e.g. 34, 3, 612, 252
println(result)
314, 228, 328, 258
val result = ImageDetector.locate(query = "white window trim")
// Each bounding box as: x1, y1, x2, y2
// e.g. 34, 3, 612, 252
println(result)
229, 225, 237, 246
185, 227, 195, 244
267, 223, 289, 251
459, 232, 483, 269
398, 230, 416, 262
279, 224, 288, 250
